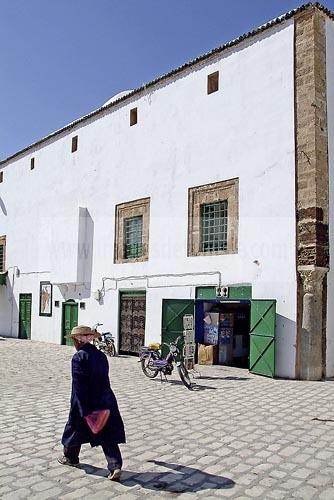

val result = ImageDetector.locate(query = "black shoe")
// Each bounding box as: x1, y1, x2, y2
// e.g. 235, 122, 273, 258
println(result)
57, 455, 80, 467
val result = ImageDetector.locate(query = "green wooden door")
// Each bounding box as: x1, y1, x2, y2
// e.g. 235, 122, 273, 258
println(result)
161, 299, 194, 357
19, 294, 32, 339
249, 299, 276, 377
62, 301, 78, 345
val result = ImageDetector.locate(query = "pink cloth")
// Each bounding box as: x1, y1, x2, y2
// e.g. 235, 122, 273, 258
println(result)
84, 410, 110, 434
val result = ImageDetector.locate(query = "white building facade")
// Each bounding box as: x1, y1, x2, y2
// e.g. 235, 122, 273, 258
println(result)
0, 3, 333, 380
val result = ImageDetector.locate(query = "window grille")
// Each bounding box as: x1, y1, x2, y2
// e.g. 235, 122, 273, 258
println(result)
201, 200, 228, 252
0, 244, 5, 272
124, 216, 143, 259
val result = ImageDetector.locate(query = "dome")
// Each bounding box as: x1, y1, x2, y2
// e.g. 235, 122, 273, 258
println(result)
102, 90, 133, 107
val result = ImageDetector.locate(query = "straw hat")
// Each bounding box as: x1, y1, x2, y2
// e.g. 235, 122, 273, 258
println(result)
65, 325, 98, 339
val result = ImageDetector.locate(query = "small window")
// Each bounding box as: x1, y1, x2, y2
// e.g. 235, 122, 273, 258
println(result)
124, 216, 143, 259
0, 171, 3, 183
54, 301, 60, 308
71, 135, 78, 153
201, 200, 228, 252
130, 108, 138, 126
207, 71, 219, 94
80, 302, 86, 310
30, 158, 35, 170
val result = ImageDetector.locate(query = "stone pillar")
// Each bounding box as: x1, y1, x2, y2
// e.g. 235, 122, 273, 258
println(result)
295, 7, 330, 379
298, 266, 328, 380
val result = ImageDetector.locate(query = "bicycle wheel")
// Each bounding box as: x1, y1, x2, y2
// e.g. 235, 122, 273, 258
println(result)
177, 362, 193, 390
110, 342, 117, 357
106, 341, 116, 357
141, 357, 159, 378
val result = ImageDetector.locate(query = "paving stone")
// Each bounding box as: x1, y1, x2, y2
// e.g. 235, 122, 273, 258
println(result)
265, 488, 289, 499
2, 339, 334, 499
1, 488, 31, 499
291, 484, 319, 499
65, 487, 97, 498
30, 486, 63, 499
0, 487, 12, 496
308, 475, 333, 487
30, 480, 59, 492
319, 489, 334, 500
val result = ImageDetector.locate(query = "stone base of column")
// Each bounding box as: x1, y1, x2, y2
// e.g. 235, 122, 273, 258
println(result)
297, 266, 328, 380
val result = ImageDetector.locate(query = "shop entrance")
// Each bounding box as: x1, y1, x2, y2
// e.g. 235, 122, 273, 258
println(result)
196, 300, 250, 368
119, 291, 146, 355
161, 297, 276, 377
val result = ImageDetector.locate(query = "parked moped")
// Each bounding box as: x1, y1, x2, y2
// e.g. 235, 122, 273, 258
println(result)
139, 336, 193, 389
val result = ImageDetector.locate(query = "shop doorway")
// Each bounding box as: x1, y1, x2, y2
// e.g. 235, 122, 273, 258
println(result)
161, 298, 276, 377
62, 300, 78, 346
196, 300, 250, 368
19, 293, 32, 339
119, 292, 146, 355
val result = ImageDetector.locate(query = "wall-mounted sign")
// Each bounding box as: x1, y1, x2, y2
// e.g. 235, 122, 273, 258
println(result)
39, 281, 52, 317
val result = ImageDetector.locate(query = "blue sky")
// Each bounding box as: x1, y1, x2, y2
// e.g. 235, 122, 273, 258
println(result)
1, 0, 334, 160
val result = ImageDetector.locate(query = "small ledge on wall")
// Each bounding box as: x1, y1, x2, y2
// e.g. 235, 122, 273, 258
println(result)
53, 282, 91, 301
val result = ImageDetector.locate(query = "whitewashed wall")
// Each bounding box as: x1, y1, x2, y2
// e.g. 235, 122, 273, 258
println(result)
326, 18, 334, 378
0, 20, 297, 377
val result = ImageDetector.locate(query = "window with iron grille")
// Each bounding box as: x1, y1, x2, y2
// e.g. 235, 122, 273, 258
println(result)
188, 178, 238, 256
200, 201, 228, 252
124, 216, 143, 259
115, 198, 149, 263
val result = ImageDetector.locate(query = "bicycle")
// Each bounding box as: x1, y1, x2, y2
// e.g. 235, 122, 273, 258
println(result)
92, 323, 117, 357
139, 336, 193, 390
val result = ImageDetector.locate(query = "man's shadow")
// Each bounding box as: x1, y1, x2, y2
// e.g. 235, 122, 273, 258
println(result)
81, 459, 235, 493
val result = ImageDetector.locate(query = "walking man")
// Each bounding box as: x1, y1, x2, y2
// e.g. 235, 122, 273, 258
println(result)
58, 325, 125, 481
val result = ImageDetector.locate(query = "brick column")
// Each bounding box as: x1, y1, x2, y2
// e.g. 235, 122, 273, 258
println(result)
295, 7, 329, 380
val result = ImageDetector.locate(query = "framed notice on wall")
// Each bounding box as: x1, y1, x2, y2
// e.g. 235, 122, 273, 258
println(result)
39, 281, 52, 317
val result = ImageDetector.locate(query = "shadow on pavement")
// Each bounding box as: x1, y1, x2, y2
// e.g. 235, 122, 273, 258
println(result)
81, 460, 235, 493
198, 375, 250, 381
312, 417, 334, 423
151, 379, 217, 390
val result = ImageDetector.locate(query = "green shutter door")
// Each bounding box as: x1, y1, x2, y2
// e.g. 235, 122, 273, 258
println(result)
62, 301, 78, 345
19, 294, 32, 339
161, 299, 194, 357
249, 299, 276, 377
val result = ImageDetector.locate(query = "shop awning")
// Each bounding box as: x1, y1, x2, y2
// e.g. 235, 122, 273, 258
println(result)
0, 271, 7, 286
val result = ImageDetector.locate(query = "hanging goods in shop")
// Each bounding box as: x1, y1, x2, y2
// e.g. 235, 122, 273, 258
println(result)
183, 314, 196, 370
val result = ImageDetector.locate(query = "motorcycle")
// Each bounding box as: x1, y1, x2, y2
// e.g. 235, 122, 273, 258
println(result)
92, 323, 116, 357
139, 336, 193, 389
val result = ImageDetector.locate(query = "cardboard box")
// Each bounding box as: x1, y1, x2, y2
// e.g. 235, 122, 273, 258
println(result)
203, 312, 219, 345
198, 344, 219, 365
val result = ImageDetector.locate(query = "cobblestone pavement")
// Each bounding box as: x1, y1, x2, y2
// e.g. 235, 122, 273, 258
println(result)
1, 339, 334, 499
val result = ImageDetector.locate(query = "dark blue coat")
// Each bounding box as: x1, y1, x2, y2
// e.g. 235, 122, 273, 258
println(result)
62, 343, 126, 448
